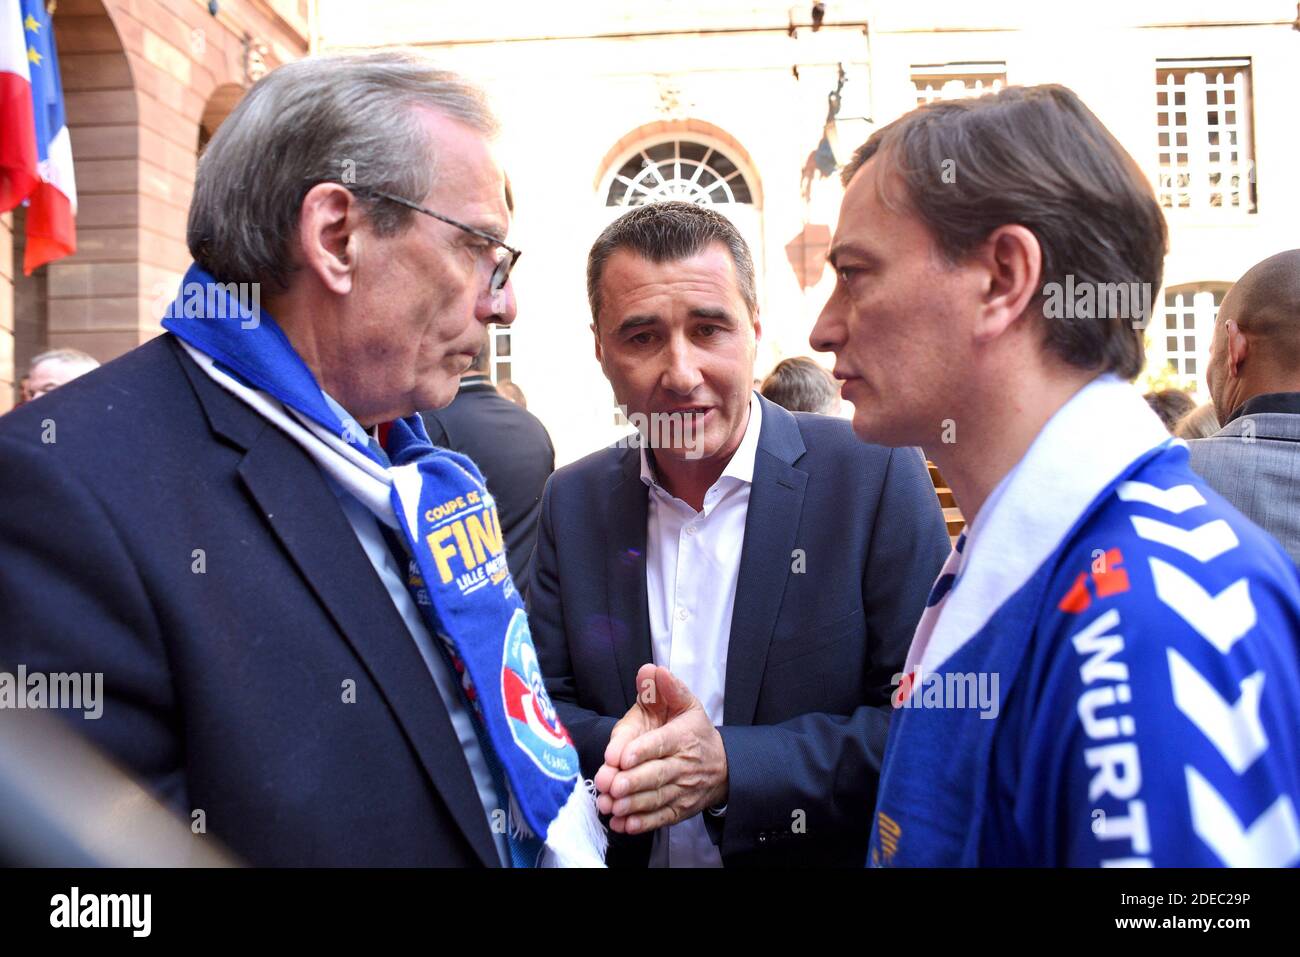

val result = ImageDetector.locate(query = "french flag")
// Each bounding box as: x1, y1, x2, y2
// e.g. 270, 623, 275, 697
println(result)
0, 0, 37, 211
1, 0, 76, 274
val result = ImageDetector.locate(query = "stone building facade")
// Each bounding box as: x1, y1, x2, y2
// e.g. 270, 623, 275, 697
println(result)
1, 0, 309, 411
313, 0, 1300, 463
7, 1, 1298, 468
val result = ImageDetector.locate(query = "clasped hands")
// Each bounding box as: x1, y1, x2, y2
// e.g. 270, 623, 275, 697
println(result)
593, 663, 728, 835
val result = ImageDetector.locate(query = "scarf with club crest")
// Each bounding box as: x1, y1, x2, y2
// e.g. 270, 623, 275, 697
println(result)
163, 264, 605, 867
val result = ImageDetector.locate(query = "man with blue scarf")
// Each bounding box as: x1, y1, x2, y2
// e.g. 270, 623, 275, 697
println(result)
0, 53, 603, 866
812, 84, 1300, 867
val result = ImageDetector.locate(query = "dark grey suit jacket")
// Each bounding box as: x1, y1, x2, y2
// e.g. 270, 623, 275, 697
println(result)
1189, 394, 1300, 566
528, 394, 950, 866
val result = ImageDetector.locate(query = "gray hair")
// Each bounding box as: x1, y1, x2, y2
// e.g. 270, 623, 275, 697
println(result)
760, 357, 839, 414
188, 52, 498, 288
28, 348, 99, 374
587, 201, 757, 326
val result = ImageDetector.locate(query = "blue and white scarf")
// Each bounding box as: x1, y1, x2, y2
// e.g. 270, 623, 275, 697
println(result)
163, 264, 605, 867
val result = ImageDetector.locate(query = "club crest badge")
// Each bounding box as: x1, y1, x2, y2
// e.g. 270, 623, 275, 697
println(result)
501, 609, 579, 780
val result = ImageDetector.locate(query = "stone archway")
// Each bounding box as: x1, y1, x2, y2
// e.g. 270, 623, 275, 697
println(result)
3, 0, 308, 410
198, 82, 244, 155
593, 118, 764, 209
37, 0, 141, 365
592, 118, 767, 313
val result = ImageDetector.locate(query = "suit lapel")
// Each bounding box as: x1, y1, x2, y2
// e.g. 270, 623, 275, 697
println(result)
724, 398, 808, 726
605, 450, 652, 709
173, 337, 502, 867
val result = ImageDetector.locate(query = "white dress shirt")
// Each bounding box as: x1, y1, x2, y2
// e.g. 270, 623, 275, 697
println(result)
642, 393, 761, 868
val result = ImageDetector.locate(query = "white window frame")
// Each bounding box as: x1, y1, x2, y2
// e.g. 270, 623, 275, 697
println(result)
1155, 58, 1255, 215
1158, 283, 1230, 398
601, 135, 755, 208
487, 323, 511, 385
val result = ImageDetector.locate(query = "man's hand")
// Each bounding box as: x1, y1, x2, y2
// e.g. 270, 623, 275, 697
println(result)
592, 663, 728, 835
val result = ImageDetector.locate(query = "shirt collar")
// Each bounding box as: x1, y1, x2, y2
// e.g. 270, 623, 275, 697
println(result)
640, 392, 763, 490
1225, 391, 1300, 424
720, 391, 762, 484
914, 374, 1171, 674
322, 391, 364, 437
321, 390, 388, 465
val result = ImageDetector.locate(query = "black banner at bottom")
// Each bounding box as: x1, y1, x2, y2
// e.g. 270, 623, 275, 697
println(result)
0, 866, 1290, 943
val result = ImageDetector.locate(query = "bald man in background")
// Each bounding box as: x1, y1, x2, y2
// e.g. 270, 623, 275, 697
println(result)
1191, 249, 1300, 564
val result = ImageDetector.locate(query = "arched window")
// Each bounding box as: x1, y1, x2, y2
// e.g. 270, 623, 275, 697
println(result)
605, 139, 753, 207
1160, 282, 1231, 395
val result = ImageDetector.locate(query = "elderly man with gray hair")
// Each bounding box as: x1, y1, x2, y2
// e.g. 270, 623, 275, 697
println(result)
23, 347, 99, 401
760, 356, 841, 415
0, 53, 602, 867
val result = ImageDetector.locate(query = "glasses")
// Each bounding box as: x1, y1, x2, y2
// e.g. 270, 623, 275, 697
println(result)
365, 188, 521, 293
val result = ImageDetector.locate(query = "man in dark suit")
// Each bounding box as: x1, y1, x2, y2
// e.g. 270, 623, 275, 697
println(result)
529, 202, 950, 867
0, 54, 526, 866
421, 333, 555, 590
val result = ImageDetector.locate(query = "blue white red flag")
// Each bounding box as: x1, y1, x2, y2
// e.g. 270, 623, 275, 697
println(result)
2, 1, 76, 273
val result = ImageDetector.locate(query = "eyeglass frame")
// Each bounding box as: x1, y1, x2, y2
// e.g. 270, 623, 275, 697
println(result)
355, 187, 521, 293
